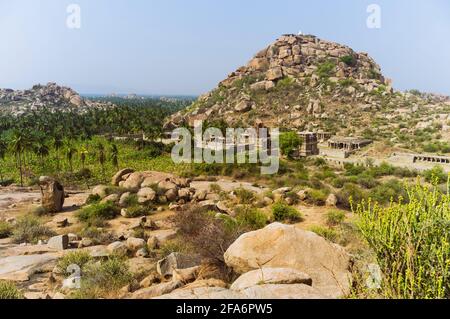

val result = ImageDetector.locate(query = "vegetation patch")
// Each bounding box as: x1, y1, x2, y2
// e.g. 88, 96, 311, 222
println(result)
0, 281, 24, 299
11, 215, 56, 244
76, 202, 120, 224
272, 202, 302, 223
356, 182, 450, 298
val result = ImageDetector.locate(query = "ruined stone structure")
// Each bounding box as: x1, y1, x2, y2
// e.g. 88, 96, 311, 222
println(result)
298, 132, 319, 157
327, 137, 372, 151
318, 137, 373, 159
316, 131, 332, 143
413, 154, 450, 164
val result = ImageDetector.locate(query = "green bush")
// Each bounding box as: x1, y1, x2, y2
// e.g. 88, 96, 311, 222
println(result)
11, 215, 56, 244
85, 194, 101, 205
344, 163, 366, 176
70, 255, 133, 299
0, 221, 12, 239
76, 202, 120, 223
317, 60, 336, 78
0, 281, 23, 299
123, 205, 151, 218
325, 210, 346, 226
235, 188, 255, 205
272, 202, 302, 223
310, 226, 338, 243
307, 189, 328, 206
423, 166, 448, 184
340, 55, 356, 66
235, 206, 268, 230
279, 131, 302, 159
31, 206, 49, 216
337, 183, 367, 209
79, 227, 115, 245
121, 194, 139, 207
57, 251, 93, 276
356, 182, 450, 298
368, 179, 408, 205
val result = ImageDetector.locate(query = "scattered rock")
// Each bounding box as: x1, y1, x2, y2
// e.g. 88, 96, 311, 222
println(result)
131, 281, 183, 299
126, 237, 146, 252
224, 223, 352, 298
137, 187, 156, 204
54, 216, 69, 228
107, 241, 128, 256
101, 193, 119, 204
119, 192, 132, 207
47, 235, 69, 251
157, 253, 202, 278
38, 176, 65, 213
112, 168, 135, 186
92, 185, 109, 199
326, 194, 338, 207
172, 266, 200, 284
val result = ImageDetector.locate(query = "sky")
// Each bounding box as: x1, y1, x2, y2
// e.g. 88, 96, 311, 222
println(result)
0, 0, 449, 96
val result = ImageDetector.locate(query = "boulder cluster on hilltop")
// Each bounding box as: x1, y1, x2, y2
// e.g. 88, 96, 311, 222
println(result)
166, 34, 449, 140
0, 82, 115, 115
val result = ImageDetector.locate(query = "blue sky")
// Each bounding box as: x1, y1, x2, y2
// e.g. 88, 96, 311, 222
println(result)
0, 0, 449, 95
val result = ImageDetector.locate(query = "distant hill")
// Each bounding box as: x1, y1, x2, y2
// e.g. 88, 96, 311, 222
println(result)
0, 82, 115, 115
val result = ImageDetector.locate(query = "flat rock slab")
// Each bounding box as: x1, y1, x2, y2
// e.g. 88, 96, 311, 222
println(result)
190, 180, 268, 195
0, 191, 40, 208
0, 254, 58, 281
154, 286, 245, 299
3, 244, 60, 257
230, 267, 312, 291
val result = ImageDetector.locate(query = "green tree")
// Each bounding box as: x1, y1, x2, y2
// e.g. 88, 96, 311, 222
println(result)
65, 140, 77, 172
110, 143, 119, 171
53, 136, 64, 170
0, 137, 7, 181
9, 130, 27, 186
279, 131, 302, 159
98, 143, 106, 182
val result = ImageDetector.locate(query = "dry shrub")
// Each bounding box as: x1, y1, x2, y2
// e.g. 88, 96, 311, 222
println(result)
173, 205, 246, 267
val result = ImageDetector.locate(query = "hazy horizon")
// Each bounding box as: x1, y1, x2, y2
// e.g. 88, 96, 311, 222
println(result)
1, 0, 450, 96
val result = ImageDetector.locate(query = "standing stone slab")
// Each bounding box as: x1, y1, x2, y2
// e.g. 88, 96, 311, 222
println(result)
39, 176, 65, 213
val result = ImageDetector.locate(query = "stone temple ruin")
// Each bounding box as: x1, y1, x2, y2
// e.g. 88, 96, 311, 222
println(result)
295, 132, 372, 159
319, 137, 373, 159
298, 132, 319, 157
389, 152, 450, 172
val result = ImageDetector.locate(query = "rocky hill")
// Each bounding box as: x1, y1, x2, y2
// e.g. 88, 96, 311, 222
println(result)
0, 82, 115, 115
166, 34, 450, 147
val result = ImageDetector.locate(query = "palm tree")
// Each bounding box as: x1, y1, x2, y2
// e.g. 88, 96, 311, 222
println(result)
33, 136, 50, 169
9, 130, 26, 186
79, 146, 88, 170
98, 143, 106, 182
64, 140, 77, 172
0, 137, 7, 182
110, 143, 119, 171
53, 136, 63, 170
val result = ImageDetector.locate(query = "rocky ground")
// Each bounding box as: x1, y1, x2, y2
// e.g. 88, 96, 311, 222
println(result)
0, 169, 355, 299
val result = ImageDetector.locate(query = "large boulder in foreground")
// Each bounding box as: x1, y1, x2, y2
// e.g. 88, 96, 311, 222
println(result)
38, 176, 65, 213
224, 223, 352, 298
